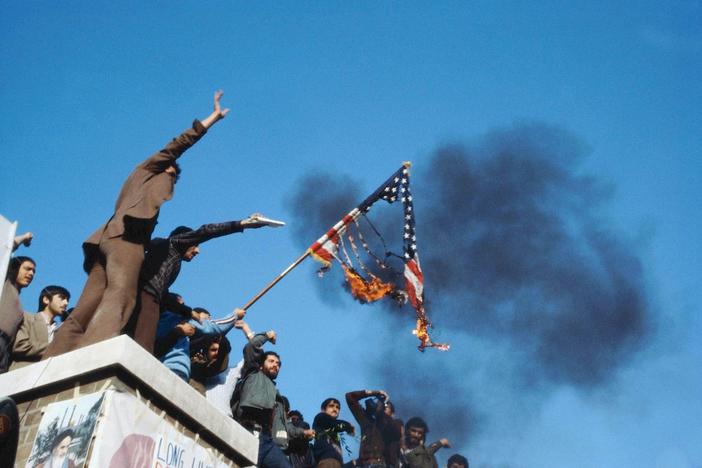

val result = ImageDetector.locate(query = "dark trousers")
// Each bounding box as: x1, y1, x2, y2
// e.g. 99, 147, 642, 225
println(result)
258, 432, 293, 468
129, 290, 161, 354
0, 330, 11, 373
0, 396, 19, 467
44, 236, 144, 357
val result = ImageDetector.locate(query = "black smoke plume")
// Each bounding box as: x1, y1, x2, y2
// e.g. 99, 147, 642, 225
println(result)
286, 122, 652, 448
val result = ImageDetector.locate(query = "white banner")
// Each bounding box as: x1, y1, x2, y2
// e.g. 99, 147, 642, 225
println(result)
0, 214, 17, 302
90, 391, 233, 468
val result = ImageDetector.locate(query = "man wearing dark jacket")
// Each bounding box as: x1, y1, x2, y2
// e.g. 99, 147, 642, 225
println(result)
232, 321, 291, 468
345, 389, 402, 468
312, 397, 355, 468
401, 417, 451, 468
130, 214, 275, 352
46, 91, 229, 357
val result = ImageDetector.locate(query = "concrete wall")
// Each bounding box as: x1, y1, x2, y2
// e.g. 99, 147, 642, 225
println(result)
0, 335, 258, 467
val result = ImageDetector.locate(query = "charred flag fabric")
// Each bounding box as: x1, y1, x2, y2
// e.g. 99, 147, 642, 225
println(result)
308, 164, 448, 351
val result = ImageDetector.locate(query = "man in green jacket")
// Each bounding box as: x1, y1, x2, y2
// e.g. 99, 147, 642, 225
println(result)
401, 417, 451, 468
232, 321, 291, 468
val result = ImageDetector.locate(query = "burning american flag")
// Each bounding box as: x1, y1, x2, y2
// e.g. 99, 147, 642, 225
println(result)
308, 163, 449, 351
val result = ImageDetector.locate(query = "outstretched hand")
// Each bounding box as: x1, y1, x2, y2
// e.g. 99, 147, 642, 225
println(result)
213, 89, 230, 119
201, 90, 230, 129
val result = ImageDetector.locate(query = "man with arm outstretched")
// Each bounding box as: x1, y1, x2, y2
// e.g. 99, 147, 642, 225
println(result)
45, 91, 229, 357
131, 213, 278, 353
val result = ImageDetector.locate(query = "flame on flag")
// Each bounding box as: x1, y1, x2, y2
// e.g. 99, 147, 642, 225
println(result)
307, 164, 449, 351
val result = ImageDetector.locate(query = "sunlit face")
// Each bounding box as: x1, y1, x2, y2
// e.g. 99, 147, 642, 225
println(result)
207, 342, 220, 361
45, 294, 69, 316
407, 426, 425, 447
53, 435, 71, 457
15, 261, 35, 289
324, 401, 341, 418
384, 403, 394, 417
261, 354, 280, 379
182, 245, 200, 261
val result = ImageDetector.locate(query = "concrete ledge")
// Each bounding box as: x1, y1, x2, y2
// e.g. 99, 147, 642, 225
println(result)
0, 335, 258, 466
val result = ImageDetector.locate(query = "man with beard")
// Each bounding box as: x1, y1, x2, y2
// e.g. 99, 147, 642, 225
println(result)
232, 320, 290, 468
401, 417, 451, 468
11, 285, 71, 369
37, 428, 75, 468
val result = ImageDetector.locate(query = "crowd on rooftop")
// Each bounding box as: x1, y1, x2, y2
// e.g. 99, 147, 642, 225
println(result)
0, 91, 470, 468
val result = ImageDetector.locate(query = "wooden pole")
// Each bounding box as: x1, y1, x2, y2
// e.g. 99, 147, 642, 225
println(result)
241, 162, 412, 312
241, 250, 311, 311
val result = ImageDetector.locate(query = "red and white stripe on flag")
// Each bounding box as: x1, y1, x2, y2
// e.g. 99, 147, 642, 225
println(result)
308, 209, 362, 267
403, 256, 424, 309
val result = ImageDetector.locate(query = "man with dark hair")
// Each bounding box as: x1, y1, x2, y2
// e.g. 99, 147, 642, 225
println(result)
446, 453, 469, 468
231, 320, 290, 468
45, 91, 230, 358
0, 396, 20, 466
382, 400, 404, 467
272, 395, 315, 461
189, 334, 231, 394
345, 389, 403, 468
10, 285, 71, 369
1, 233, 35, 373
402, 417, 451, 468
156, 300, 243, 382
286, 409, 316, 468
130, 213, 278, 353
313, 397, 355, 468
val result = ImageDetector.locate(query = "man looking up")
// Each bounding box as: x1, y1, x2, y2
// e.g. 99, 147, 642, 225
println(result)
11, 285, 71, 368
402, 417, 451, 468
46, 91, 229, 357
1, 232, 35, 374
131, 213, 277, 353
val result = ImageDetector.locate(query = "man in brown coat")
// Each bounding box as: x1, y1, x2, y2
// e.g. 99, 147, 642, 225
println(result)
45, 91, 229, 357
10, 285, 70, 369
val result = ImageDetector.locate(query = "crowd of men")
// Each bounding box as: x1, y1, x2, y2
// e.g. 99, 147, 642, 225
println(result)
0, 91, 470, 468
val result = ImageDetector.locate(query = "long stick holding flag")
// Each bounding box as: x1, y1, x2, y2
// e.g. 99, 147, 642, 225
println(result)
241, 163, 411, 311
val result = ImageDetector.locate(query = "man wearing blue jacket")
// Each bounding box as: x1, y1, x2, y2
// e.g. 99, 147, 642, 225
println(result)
155, 298, 243, 382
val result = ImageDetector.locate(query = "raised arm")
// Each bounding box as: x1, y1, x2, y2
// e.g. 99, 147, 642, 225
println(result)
12, 232, 33, 251
200, 90, 230, 129
195, 308, 246, 336
345, 389, 389, 427
239, 321, 276, 376
427, 438, 451, 455
141, 90, 229, 172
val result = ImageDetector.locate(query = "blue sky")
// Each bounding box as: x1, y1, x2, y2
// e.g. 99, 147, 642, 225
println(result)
1, 2, 701, 467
